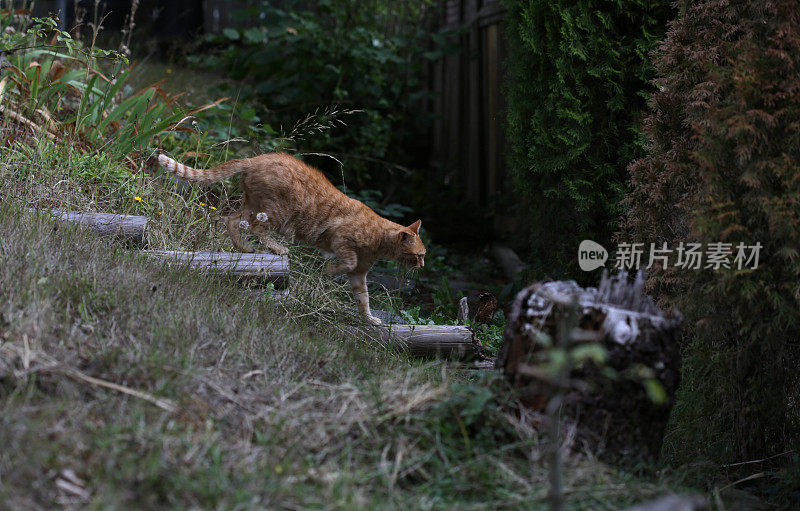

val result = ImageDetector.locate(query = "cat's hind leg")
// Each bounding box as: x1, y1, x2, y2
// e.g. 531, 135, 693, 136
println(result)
223, 208, 254, 253
348, 271, 381, 325
250, 221, 290, 255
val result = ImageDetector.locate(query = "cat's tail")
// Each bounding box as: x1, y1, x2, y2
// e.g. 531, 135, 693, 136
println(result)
157, 154, 246, 184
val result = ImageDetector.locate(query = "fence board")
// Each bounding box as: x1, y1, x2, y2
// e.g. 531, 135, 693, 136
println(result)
432, 0, 507, 210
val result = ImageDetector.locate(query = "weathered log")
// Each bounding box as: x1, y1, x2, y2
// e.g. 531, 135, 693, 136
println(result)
380, 324, 484, 360
34, 209, 148, 245
496, 270, 683, 460
141, 250, 288, 285
250, 287, 476, 358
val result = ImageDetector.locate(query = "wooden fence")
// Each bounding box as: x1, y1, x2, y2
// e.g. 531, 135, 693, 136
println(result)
431, 0, 507, 214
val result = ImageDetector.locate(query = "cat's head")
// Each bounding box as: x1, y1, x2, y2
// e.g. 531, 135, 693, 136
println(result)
395, 219, 426, 269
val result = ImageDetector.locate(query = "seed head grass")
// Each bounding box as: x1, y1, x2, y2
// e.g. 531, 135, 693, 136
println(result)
0, 135, 707, 509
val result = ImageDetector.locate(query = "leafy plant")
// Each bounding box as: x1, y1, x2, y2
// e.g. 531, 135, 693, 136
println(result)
470, 317, 504, 357
0, 13, 224, 160
188, 0, 441, 190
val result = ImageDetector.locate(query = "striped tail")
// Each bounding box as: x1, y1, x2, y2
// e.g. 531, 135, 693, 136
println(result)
157, 154, 246, 184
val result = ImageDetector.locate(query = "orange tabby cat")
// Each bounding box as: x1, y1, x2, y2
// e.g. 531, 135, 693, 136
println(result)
157, 152, 426, 325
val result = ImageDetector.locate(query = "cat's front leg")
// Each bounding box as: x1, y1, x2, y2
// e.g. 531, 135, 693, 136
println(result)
348, 271, 382, 325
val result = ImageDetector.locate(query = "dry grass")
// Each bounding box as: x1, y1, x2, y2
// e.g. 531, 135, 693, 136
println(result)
0, 145, 706, 509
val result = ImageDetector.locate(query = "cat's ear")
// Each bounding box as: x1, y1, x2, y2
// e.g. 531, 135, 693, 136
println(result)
398, 230, 414, 244
407, 219, 421, 235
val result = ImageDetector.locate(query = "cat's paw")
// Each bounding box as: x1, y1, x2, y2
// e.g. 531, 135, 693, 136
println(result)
365, 314, 382, 326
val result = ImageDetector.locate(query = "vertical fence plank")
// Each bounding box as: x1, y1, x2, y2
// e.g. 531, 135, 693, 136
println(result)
433, 0, 507, 208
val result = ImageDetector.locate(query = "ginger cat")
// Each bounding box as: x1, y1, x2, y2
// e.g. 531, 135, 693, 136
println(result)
157, 152, 426, 325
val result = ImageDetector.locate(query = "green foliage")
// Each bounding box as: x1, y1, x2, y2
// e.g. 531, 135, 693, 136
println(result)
503, 0, 672, 277
0, 14, 224, 160
621, 0, 800, 473
470, 319, 504, 357
188, 0, 441, 188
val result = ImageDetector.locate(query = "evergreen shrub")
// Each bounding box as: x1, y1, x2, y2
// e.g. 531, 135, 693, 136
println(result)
620, 0, 800, 466
503, 0, 672, 277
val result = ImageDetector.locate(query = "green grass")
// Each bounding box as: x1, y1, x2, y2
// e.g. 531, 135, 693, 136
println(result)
0, 143, 709, 509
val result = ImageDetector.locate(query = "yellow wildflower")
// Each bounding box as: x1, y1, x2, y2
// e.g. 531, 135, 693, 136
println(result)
209, 206, 216, 210
134, 196, 142, 202
158, 211, 163, 216
199, 202, 206, 206
166, 68, 172, 74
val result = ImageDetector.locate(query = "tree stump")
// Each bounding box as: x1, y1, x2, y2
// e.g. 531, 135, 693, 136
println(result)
495, 270, 683, 459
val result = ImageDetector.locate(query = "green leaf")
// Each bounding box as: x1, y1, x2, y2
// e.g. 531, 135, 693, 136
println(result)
643, 379, 667, 405
223, 28, 240, 40
570, 344, 607, 364
243, 28, 264, 44
97, 89, 152, 131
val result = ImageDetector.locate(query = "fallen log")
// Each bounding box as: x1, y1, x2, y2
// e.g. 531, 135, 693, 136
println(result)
141, 250, 288, 285
495, 270, 683, 460
34, 209, 148, 245
379, 324, 484, 360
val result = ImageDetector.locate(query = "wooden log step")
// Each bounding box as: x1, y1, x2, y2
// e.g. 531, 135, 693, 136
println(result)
33, 209, 148, 245
243, 287, 480, 360
379, 324, 484, 360
141, 251, 288, 285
